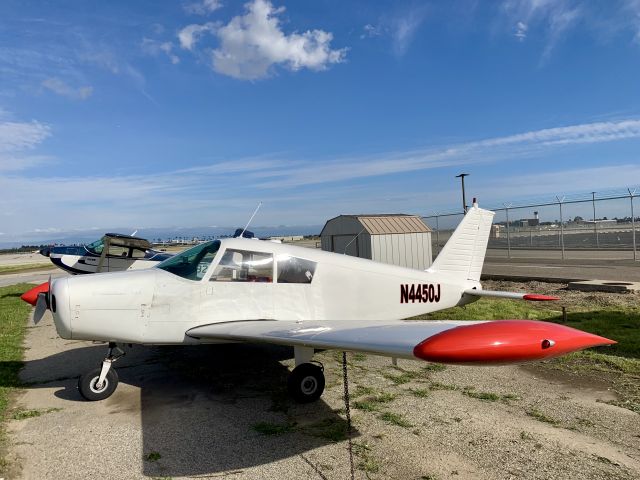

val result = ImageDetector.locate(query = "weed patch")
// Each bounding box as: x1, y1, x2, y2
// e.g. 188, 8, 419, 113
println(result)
252, 421, 296, 436
12, 407, 61, 420
526, 408, 560, 426
379, 411, 412, 428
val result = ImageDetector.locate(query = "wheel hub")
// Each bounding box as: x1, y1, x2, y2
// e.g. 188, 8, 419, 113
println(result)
89, 377, 108, 394
301, 375, 318, 395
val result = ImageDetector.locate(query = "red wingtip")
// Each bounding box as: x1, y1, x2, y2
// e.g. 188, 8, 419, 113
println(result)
523, 294, 559, 301
20, 282, 49, 306
413, 320, 615, 365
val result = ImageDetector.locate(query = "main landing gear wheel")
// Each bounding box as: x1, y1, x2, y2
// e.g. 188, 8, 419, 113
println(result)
78, 367, 119, 401
288, 363, 325, 403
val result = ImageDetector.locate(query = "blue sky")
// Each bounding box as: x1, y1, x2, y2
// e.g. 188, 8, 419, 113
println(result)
1, 0, 640, 242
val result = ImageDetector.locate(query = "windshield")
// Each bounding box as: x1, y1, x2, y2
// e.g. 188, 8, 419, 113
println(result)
86, 238, 104, 255
155, 240, 221, 280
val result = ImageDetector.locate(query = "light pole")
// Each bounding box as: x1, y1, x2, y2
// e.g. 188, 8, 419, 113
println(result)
456, 173, 470, 213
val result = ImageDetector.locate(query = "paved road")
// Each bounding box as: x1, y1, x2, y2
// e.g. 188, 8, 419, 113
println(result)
0, 269, 68, 287
483, 250, 640, 282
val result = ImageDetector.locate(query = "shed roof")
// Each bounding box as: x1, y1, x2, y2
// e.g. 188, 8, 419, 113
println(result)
321, 214, 431, 235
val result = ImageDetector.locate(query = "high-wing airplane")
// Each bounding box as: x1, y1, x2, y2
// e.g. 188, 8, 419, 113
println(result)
40, 233, 173, 274
21, 202, 615, 403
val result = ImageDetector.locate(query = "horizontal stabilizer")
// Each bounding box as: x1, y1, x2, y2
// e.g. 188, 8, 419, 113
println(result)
463, 289, 559, 301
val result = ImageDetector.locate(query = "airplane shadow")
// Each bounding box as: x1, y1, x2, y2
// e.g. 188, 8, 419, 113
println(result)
7, 342, 356, 478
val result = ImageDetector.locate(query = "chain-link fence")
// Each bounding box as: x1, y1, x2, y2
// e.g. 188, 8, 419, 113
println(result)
423, 187, 639, 261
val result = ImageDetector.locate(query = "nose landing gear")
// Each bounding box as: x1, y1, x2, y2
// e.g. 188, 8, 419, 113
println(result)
78, 342, 125, 401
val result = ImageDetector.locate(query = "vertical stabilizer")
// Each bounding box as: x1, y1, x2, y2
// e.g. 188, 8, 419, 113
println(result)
429, 203, 494, 281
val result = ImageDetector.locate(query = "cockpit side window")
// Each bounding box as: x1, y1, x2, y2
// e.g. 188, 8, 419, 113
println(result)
276, 255, 316, 284
156, 240, 221, 281
86, 239, 104, 255
210, 249, 273, 282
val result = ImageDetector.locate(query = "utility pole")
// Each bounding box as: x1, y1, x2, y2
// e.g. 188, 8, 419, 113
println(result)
456, 173, 470, 213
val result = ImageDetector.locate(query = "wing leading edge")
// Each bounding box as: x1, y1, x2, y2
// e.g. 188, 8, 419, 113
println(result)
186, 319, 614, 365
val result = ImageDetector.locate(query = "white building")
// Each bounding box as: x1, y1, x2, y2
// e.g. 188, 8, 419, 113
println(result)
320, 214, 432, 270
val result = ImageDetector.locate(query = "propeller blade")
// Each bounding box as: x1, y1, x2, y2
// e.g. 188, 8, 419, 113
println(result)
33, 293, 48, 324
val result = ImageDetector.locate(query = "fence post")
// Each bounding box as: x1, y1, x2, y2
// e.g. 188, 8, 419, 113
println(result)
556, 196, 565, 260
630, 189, 637, 261
592, 191, 599, 248
504, 203, 512, 259
435, 214, 440, 250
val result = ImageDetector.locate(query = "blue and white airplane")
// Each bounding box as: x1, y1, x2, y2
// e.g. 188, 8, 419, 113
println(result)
40, 233, 173, 275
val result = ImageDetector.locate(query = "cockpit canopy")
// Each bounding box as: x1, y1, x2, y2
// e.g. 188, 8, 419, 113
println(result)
155, 240, 317, 284
155, 240, 221, 280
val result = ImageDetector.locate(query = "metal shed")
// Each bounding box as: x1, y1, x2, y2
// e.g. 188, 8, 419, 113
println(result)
320, 214, 433, 270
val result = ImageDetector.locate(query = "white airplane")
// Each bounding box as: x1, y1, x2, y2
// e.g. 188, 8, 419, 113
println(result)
21, 202, 614, 403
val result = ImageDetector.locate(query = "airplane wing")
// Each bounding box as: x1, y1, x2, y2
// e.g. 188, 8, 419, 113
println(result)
186, 319, 614, 364
463, 289, 559, 301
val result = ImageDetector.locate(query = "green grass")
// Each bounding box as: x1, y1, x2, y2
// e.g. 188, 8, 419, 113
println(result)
409, 388, 430, 398
462, 387, 520, 403
251, 421, 296, 436
353, 392, 397, 412
526, 408, 560, 426
302, 417, 349, 442
382, 368, 423, 385
12, 407, 61, 420
0, 284, 32, 447
378, 411, 412, 428
0, 264, 53, 275
145, 451, 161, 462
353, 442, 380, 474
429, 381, 459, 391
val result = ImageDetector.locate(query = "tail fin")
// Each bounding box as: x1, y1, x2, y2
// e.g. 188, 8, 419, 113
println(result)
429, 202, 494, 281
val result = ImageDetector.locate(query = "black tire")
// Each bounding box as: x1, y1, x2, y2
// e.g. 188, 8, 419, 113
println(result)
78, 367, 119, 401
287, 363, 325, 403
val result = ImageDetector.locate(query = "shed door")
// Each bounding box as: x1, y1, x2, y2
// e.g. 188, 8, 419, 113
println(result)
331, 235, 359, 257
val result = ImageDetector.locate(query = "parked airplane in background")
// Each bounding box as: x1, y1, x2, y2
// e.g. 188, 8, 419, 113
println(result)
22, 202, 615, 403
40, 233, 173, 274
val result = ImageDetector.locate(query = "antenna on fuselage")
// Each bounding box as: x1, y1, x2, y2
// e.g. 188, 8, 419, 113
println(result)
241, 202, 262, 238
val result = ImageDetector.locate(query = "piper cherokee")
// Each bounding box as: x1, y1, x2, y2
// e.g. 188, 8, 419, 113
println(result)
21, 202, 615, 403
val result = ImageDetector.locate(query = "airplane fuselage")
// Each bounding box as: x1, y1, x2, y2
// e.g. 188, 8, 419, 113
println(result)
50, 238, 480, 344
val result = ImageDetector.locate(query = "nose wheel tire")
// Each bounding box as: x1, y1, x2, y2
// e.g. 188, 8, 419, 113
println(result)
78, 367, 119, 401
288, 363, 325, 403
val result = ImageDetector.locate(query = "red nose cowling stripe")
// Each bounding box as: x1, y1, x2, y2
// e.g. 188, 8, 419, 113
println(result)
413, 320, 615, 364
20, 282, 49, 306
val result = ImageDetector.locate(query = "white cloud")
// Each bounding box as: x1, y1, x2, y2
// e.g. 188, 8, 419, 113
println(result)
184, 0, 223, 15
211, 0, 346, 80
141, 38, 180, 64
0, 119, 52, 172
0, 120, 51, 152
253, 119, 640, 188
178, 22, 217, 50
502, 0, 581, 58
42, 77, 93, 100
515, 21, 528, 40
390, 9, 427, 57
361, 24, 381, 39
